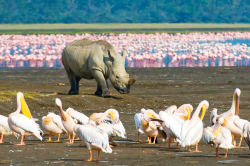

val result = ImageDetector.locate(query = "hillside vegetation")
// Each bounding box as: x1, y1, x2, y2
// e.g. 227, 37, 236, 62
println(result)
0, 0, 249, 23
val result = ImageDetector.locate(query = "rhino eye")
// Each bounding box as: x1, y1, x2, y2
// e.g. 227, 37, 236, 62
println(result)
116, 76, 119, 79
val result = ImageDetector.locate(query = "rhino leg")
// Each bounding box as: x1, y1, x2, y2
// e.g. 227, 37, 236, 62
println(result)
66, 70, 80, 95
92, 70, 110, 97
95, 79, 109, 96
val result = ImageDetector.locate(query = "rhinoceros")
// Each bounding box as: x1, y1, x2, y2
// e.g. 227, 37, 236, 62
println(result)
61, 39, 135, 97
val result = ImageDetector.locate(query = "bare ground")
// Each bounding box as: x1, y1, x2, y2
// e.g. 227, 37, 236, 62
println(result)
0, 67, 250, 165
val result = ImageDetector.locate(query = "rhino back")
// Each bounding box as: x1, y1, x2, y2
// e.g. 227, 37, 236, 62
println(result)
62, 44, 107, 79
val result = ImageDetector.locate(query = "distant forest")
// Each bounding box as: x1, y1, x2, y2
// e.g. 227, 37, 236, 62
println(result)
0, 0, 249, 23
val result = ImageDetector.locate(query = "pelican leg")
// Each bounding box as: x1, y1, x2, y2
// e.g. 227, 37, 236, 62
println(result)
173, 138, 177, 143
56, 133, 61, 142
216, 146, 219, 158
187, 146, 192, 152
47, 136, 53, 142
0, 134, 3, 144
237, 136, 242, 147
168, 137, 171, 148
149, 136, 157, 144
147, 137, 151, 144
46, 133, 53, 142
66, 134, 73, 144
72, 134, 75, 144
232, 134, 236, 146
16, 135, 25, 146
97, 149, 101, 161
194, 143, 201, 152
86, 150, 93, 162
137, 131, 141, 142
224, 148, 228, 158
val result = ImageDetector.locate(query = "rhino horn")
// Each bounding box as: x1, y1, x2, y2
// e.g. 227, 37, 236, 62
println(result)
128, 78, 136, 85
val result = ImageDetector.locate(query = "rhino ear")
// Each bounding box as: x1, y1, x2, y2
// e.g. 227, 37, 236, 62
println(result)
121, 50, 127, 63
108, 50, 114, 62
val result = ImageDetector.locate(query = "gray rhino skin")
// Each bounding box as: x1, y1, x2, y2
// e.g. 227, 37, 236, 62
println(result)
62, 39, 135, 97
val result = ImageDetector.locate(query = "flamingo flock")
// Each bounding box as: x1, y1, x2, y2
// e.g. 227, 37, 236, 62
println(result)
0, 89, 250, 161
0, 32, 249, 68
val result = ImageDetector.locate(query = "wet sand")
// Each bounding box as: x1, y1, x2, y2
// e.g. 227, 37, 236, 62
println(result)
0, 67, 250, 165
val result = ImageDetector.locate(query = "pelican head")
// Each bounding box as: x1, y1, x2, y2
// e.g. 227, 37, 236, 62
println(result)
55, 98, 62, 108
55, 98, 66, 121
233, 88, 241, 115
210, 108, 218, 125
106, 109, 119, 123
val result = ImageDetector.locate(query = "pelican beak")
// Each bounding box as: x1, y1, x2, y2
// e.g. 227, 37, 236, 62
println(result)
20, 96, 32, 119
199, 105, 206, 120
186, 107, 191, 120
146, 112, 157, 120
108, 112, 114, 122
234, 94, 239, 115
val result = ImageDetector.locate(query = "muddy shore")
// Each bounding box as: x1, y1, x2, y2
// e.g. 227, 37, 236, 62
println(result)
0, 67, 250, 165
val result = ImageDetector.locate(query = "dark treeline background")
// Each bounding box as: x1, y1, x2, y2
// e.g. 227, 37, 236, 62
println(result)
0, 0, 249, 23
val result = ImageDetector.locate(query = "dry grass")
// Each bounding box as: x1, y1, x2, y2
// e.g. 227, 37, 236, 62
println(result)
0, 91, 50, 102
0, 23, 249, 34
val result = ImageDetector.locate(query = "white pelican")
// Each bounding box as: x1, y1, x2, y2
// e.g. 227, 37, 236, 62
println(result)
55, 98, 76, 144
134, 111, 144, 142
179, 100, 209, 152
243, 121, 250, 148
158, 104, 192, 148
211, 88, 247, 146
164, 105, 177, 114
8, 92, 43, 145
90, 108, 126, 143
203, 117, 234, 158
74, 123, 112, 162
97, 119, 126, 139
140, 109, 165, 144
89, 108, 120, 125
66, 108, 89, 125
0, 115, 18, 143
42, 112, 67, 142
174, 104, 193, 121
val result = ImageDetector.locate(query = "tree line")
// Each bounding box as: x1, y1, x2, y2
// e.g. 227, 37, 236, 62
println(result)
0, 0, 249, 23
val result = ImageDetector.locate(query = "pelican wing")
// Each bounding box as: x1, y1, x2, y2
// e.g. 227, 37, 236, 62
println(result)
9, 114, 43, 140
134, 113, 144, 133
76, 125, 112, 153
47, 112, 67, 133
66, 108, 89, 125
219, 127, 234, 149
159, 111, 184, 139
233, 117, 248, 130
243, 122, 250, 148
203, 126, 214, 144
0, 115, 10, 130
180, 120, 203, 147
112, 120, 126, 138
